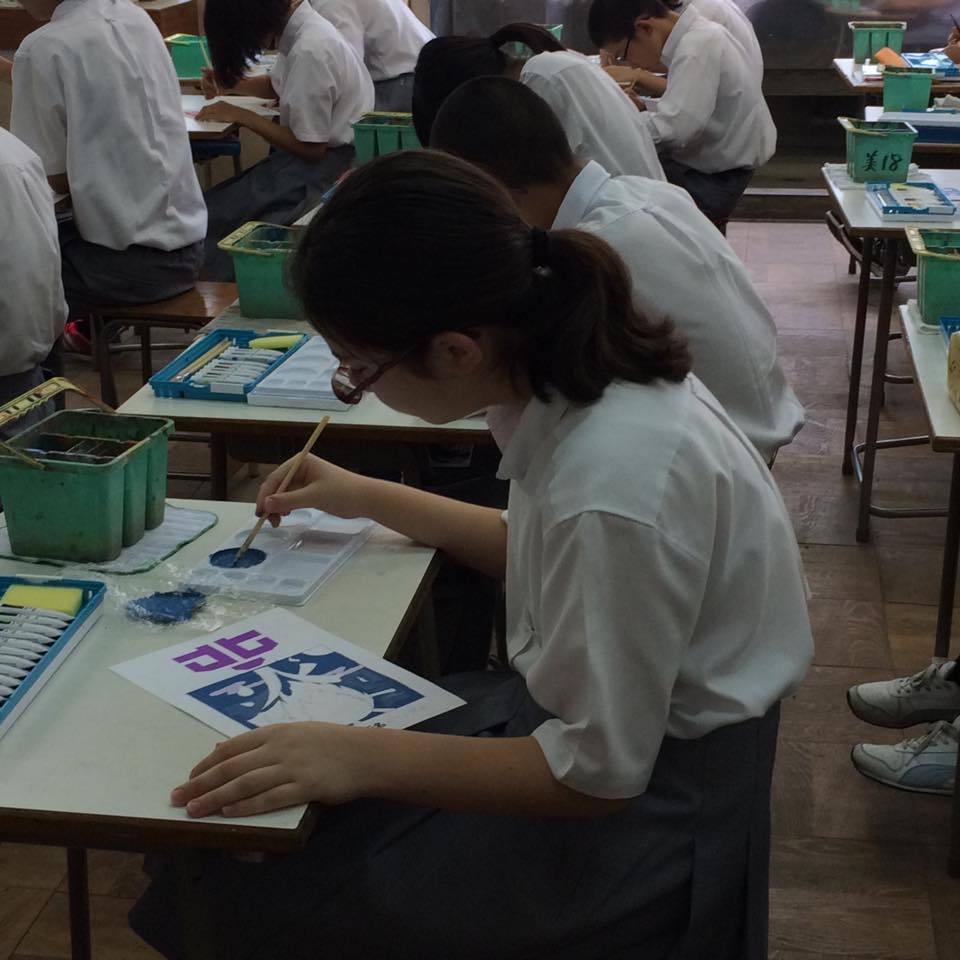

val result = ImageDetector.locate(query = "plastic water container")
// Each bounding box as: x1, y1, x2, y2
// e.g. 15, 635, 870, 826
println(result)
838, 116, 917, 182
165, 34, 210, 80
883, 67, 934, 112
907, 227, 960, 329
848, 21, 906, 63
352, 113, 421, 165
0, 398, 173, 563
217, 222, 301, 319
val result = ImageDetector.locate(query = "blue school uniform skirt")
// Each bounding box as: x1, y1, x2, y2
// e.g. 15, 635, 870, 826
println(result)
130, 671, 779, 960
201, 145, 354, 282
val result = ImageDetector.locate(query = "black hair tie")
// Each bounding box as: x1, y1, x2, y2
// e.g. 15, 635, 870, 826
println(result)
530, 228, 551, 268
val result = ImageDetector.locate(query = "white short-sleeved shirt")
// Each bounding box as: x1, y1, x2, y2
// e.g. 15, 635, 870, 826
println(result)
309, 0, 432, 82
270, 3, 374, 147
553, 162, 803, 461
10, 0, 205, 252
0, 128, 66, 378
521, 51, 665, 181
685, 0, 764, 81
640, 7, 776, 173
498, 377, 812, 799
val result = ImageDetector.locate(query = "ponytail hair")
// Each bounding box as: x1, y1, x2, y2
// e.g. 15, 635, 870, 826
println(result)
412, 23, 565, 144
588, 0, 671, 47
292, 151, 690, 406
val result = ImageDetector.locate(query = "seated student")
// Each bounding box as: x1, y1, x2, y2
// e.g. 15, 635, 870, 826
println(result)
412, 23, 665, 181
589, 0, 776, 229
10, 0, 207, 355
130, 151, 813, 960
308, 0, 434, 111
432, 78, 803, 464
198, 0, 374, 280
0, 126, 65, 426
946, 24, 960, 64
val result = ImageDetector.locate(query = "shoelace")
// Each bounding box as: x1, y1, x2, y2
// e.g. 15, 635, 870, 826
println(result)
896, 659, 957, 694
903, 716, 960, 755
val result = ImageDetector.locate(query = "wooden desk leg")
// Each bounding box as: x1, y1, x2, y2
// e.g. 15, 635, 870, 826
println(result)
67, 848, 92, 960
934, 453, 960, 661
855, 238, 898, 543
843, 236, 875, 476
210, 434, 228, 500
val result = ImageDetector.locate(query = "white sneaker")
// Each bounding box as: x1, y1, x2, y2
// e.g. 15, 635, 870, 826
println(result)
851, 718, 959, 795
846, 659, 960, 728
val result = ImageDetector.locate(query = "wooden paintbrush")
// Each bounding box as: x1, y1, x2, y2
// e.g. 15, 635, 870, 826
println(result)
231, 416, 331, 566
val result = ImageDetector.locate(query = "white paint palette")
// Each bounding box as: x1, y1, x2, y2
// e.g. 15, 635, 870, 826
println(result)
247, 337, 349, 410
185, 510, 374, 606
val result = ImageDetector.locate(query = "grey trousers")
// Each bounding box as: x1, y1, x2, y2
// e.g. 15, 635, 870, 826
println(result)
58, 221, 203, 315
374, 73, 415, 113
660, 157, 754, 228
201, 146, 354, 282
130, 671, 780, 960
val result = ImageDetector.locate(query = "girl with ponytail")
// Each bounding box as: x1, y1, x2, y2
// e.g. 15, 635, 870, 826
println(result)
411, 22, 665, 180
132, 151, 812, 960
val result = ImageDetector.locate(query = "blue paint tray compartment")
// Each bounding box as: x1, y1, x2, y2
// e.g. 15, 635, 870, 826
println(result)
939, 317, 960, 348
0, 575, 106, 741
149, 329, 309, 402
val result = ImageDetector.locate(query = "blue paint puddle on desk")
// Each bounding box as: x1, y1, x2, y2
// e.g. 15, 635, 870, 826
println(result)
127, 590, 207, 625
209, 548, 267, 569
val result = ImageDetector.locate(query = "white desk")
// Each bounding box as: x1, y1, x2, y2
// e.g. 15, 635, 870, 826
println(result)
833, 57, 960, 96
0, 498, 437, 851
864, 106, 960, 157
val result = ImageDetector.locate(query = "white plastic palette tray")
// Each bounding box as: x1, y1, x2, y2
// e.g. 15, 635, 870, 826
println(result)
185, 509, 373, 605
247, 337, 349, 410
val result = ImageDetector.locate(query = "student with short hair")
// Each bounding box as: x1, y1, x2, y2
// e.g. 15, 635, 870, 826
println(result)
11, 0, 206, 354
308, 0, 434, 111
431, 77, 802, 464
412, 23, 664, 180
0, 126, 65, 423
588, 0, 776, 228
130, 150, 812, 960
198, 0, 374, 280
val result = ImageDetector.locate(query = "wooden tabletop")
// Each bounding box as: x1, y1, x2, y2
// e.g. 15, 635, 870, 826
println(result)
833, 58, 960, 96
0, 499, 438, 852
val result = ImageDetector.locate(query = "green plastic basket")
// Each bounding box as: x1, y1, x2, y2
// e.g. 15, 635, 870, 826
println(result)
838, 116, 917, 182
217, 222, 301, 319
0, 382, 172, 563
165, 34, 210, 80
352, 112, 421, 165
906, 227, 960, 328
848, 20, 906, 63
504, 24, 564, 58
883, 67, 934, 112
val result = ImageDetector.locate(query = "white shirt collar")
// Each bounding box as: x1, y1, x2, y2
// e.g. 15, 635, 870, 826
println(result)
497, 393, 571, 483
278, 1, 312, 56
551, 161, 612, 231
661, 5, 699, 66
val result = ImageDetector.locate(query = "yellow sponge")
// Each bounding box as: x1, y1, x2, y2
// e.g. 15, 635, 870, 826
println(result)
1, 584, 84, 616
248, 335, 301, 351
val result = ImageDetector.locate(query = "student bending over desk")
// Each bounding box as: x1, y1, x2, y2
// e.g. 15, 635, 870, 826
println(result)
131, 151, 813, 960
589, 0, 776, 230
198, 0, 373, 281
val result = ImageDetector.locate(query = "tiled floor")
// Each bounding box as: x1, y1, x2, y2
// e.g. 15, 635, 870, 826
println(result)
2, 221, 959, 957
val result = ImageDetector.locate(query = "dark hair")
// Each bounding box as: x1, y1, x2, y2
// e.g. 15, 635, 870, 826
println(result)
293, 151, 689, 405
430, 77, 575, 189
588, 0, 671, 47
204, 0, 288, 88
412, 23, 565, 144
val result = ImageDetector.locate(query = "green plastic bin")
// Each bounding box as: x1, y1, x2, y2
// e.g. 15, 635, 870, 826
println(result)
352, 113, 421, 165
883, 67, 934, 111
217, 222, 302, 319
505, 24, 563, 58
0, 405, 173, 563
165, 34, 210, 80
838, 116, 917, 182
848, 20, 906, 63
906, 227, 960, 328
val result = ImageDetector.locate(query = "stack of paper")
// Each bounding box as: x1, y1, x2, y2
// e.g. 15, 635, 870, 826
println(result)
247, 336, 349, 410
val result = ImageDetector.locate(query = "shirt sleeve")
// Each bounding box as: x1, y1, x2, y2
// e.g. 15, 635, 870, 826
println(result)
526, 511, 709, 799
641, 36, 722, 150
10, 44, 68, 176
281, 49, 337, 144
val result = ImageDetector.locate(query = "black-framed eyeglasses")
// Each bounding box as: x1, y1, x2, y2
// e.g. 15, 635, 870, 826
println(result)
615, 35, 632, 64
331, 352, 410, 405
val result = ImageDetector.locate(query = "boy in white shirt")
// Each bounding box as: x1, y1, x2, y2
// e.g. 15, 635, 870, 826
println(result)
431, 77, 802, 464
0, 126, 65, 422
11, 0, 206, 353
309, 0, 433, 110
588, 0, 776, 230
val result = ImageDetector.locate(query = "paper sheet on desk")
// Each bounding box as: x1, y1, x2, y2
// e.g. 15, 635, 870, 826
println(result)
823, 162, 929, 190
112, 608, 465, 738
182, 95, 280, 119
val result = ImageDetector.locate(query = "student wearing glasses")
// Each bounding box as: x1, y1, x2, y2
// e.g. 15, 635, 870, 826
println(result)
412, 23, 664, 180
131, 150, 812, 960
589, 0, 776, 230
